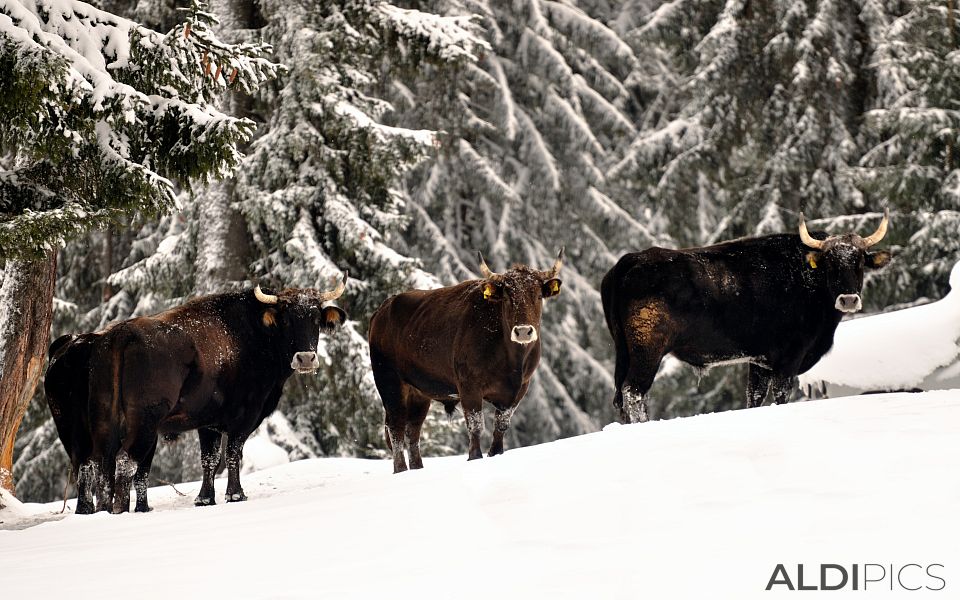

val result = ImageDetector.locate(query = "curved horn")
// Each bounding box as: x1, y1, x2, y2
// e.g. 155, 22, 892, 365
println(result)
477, 251, 495, 278
254, 284, 278, 305
861, 208, 889, 248
798, 213, 824, 250
315, 271, 348, 303
545, 247, 564, 278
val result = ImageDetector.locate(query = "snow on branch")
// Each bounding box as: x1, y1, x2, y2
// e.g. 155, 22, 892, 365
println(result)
374, 3, 489, 63
0, 0, 280, 258
610, 115, 704, 179
457, 140, 522, 204
518, 26, 574, 91
543, 88, 604, 156
541, 1, 636, 71
516, 109, 560, 193
486, 56, 518, 141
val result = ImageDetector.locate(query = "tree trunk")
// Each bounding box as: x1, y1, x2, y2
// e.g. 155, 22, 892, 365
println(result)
193, 0, 258, 295
0, 250, 57, 494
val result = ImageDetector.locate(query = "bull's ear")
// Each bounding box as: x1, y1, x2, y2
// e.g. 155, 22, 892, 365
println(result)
262, 309, 278, 328
804, 251, 821, 270
481, 281, 501, 301
542, 278, 562, 298
866, 250, 892, 269
321, 306, 346, 330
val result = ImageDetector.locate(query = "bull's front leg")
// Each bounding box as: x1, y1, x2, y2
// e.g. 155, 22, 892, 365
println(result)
224, 434, 248, 502
459, 391, 484, 461
746, 364, 772, 408
489, 384, 526, 457
770, 374, 794, 405
195, 428, 222, 506
488, 406, 516, 457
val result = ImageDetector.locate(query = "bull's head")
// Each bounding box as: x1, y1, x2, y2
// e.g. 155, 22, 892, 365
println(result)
476, 248, 564, 345
254, 272, 348, 373
798, 211, 892, 313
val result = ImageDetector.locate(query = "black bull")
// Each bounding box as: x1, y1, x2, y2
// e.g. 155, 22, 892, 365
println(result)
46, 276, 347, 513
601, 212, 892, 423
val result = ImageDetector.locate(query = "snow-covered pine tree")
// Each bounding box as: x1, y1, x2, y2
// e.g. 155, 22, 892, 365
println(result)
384, 0, 659, 443
1, 0, 278, 495
612, 0, 867, 244
856, 0, 960, 304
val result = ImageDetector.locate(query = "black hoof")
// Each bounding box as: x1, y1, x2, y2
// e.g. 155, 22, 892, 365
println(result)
135, 505, 153, 513
194, 497, 216, 507
225, 492, 247, 503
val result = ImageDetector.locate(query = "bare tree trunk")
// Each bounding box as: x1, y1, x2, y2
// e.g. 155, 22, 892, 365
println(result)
0, 250, 57, 494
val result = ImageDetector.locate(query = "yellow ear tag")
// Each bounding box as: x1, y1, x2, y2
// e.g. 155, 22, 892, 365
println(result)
550, 280, 560, 294
483, 283, 494, 300
807, 255, 818, 269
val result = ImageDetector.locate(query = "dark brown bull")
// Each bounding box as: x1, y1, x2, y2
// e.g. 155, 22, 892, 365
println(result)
86, 275, 347, 513
368, 250, 563, 473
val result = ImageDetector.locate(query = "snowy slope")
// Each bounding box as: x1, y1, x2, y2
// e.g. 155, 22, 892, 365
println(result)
800, 261, 960, 396
2, 392, 959, 599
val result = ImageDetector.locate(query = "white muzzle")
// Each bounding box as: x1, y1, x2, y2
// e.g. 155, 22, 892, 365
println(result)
291, 351, 320, 373
511, 325, 538, 345
834, 294, 862, 313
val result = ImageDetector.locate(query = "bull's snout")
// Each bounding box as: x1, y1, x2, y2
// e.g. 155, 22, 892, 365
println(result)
834, 294, 862, 313
511, 324, 538, 345
291, 351, 320, 373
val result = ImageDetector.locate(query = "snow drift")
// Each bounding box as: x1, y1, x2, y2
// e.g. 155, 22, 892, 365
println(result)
2, 391, 958, 599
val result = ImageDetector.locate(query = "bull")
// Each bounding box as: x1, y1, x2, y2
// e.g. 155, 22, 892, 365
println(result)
83, 275, 347, 513
601, 212, 891, 423
368, 250, 564, 473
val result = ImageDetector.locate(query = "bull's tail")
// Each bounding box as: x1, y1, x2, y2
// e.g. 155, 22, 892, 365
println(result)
601, 262, 629, 412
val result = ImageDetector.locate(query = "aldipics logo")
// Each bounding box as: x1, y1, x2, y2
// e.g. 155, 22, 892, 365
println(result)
766, 564, 946, 591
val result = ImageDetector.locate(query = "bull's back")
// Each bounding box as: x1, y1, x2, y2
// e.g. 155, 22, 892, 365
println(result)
369, 287, 468, 396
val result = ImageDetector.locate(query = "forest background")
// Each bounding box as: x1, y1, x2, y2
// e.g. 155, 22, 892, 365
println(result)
6, 0, 960, 503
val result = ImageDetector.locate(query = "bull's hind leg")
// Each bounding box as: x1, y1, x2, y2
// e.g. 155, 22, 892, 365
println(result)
371, 357, 408, 473
404, 389, 431, 470
133, 441, 157, 512
195, 428, 222, 506
76, 460, 96, 515
619, 300, 671, 424
459, 390, 484, 461
112, 449, 138, 514
94, 455, 115, 513
620, 338, 665, 423
747, 364, 772, 408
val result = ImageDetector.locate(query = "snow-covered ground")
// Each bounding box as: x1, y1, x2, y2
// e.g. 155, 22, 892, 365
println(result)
2, 391, 959, 599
